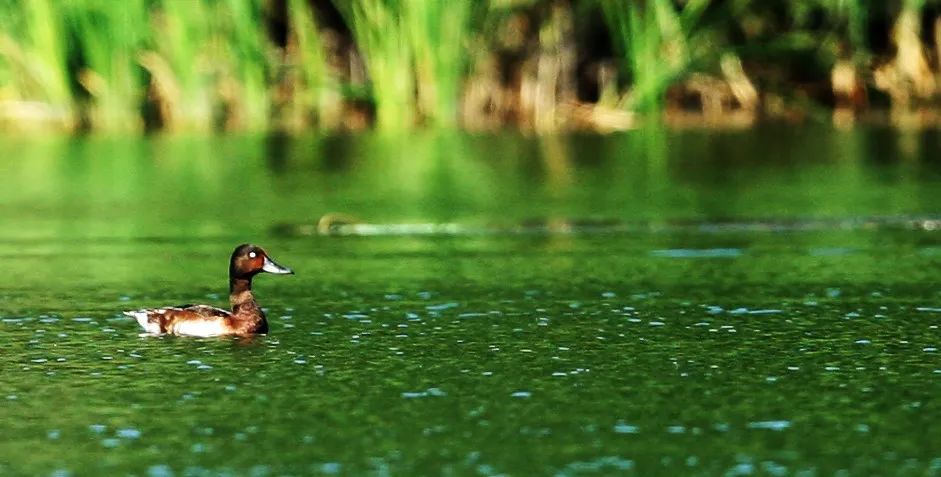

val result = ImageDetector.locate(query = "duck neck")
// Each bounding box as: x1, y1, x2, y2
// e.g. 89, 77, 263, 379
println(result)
229, 276, 261, 316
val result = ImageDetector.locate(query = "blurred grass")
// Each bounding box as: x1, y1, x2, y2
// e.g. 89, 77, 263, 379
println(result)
0, 0, 73, 126
404, 0, 476, 128
214, 0, 271, 131
0, 0, 940, 133
286, 0, 340, 128
64, 0, 149, 131
601, 0, 711, 113
335, 0, 416, 129
333, 0, 480, 129
143, 0, 224, 131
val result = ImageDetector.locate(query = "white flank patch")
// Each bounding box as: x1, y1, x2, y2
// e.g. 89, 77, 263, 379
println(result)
172, 320, 227, 337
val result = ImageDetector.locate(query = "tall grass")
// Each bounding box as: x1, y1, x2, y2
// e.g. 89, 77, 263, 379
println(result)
63, 0, 149, 131
0, 0, 73, 126
404, 0, 475, 128
600, 0, 711, 113
212, 0, 271, 131
335, 0, 416, 129
2, 0, 941, 132
286, 0, 340, 128
142, 1, 216, 131
335, 0, 478, 129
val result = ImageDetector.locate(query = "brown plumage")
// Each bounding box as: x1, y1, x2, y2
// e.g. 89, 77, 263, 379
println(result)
124, 244, 294, 337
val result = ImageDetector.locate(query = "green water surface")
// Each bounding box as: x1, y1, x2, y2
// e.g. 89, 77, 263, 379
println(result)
2, 127, 941, 476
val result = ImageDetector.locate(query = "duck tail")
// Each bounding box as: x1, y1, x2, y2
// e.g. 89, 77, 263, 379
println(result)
124, 310, 161, 334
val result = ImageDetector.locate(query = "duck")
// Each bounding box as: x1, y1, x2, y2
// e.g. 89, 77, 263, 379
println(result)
124, 244, 294, 337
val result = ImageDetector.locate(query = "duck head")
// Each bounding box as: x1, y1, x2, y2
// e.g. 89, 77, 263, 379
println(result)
229, 244, 294, 279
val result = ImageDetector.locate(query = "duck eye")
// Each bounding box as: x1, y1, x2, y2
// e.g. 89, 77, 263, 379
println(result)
248, 252, 257, 258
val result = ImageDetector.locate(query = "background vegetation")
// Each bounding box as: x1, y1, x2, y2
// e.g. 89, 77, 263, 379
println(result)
2, 0, 941, 133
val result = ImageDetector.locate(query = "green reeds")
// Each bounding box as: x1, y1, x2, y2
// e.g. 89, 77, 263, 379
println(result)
600, 0, 710, 113
286, 0, 340, 128
212, 0, 271, 131
63, 0, 149, 131
142, 0, 278, 131
142, 0, 216, 131
0, 0, 73, 128
335, 0, 478, 129
404, 0, 475, 128
336, 0, 416, 129
0, 0, 295, 132
1, 0, 940, 133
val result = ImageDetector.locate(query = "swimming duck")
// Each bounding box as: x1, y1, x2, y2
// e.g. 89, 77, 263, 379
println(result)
124, 244, 294, 337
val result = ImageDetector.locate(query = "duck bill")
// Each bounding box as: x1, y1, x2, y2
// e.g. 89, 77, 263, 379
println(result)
262, 256, 294, 275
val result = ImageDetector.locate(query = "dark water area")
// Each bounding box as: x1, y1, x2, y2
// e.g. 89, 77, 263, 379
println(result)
2, 127, 941, 476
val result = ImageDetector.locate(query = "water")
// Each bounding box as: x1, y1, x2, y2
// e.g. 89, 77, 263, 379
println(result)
2, 127, 941, 475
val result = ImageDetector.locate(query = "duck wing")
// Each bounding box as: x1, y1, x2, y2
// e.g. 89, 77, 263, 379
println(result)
124, 305, 232, 337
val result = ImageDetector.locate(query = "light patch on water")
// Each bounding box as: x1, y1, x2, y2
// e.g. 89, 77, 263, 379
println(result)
760, 461, 789, 477
427, 302, 459, 311
555, 456, 634, 476
727, 308, 782, 315
401, 388, 447, 399
747, 309, 782, 315
747, 420, 791, 431
650, 248, 743, 258
511, 391, 531, 399
728, 462, 754, 475
101, 438, 120, 448
146, 465, 173, 477
613, 422, 639, 434
116, 428, 141, 439
459, 312, 489, 318
916, 307, 941, 313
